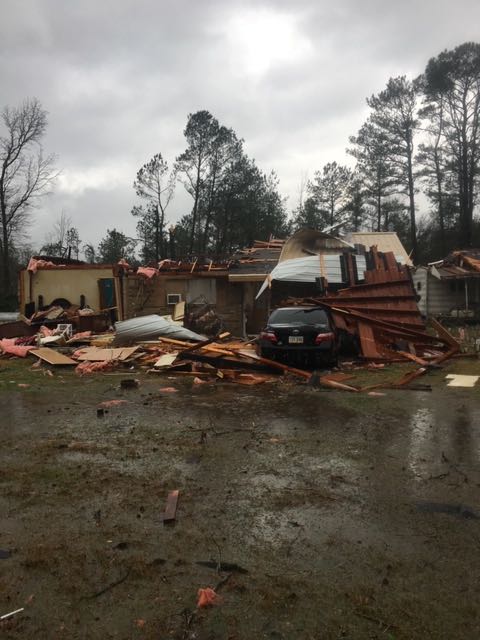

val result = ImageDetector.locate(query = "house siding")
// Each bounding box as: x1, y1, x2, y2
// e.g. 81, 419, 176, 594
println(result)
412, 267, 480, 316
412, 268, 428, 315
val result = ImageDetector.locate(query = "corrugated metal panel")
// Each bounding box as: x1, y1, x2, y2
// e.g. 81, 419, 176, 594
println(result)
256, 255, 345, 298
114, 314, 205, 344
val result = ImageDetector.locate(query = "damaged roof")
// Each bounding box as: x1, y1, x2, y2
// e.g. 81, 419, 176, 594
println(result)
229, 231, 354, 281
229, 238, 285, 279
278, 228, 352, 262
229, 247, 282, 276
429, 249, 480, 279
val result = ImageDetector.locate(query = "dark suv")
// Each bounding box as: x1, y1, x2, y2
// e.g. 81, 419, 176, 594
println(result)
258, 306, 337, 368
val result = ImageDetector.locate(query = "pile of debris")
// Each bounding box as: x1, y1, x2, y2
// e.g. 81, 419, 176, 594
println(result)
0, 312, 468, 393
0, 242, 471, 390
282, 248, 455, 361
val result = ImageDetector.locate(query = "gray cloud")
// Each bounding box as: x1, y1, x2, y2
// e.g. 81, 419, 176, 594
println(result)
1, 0, 479, 251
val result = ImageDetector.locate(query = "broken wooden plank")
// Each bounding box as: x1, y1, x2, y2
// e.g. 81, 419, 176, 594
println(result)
180, 332, 231, 355
320, 372, 356, 382
429, 317, 461, 351
236, 352, 311, 379
199, 345, 242, 357
183, 352, 278, 373
324, 304, 447, 345
392, 350, 431, 367
156, 336, 197, 348
358, 321, 382, 358
393, 367, 428, 386
236, 348, 261, 360
163, 490, 179, 524
431, 348, 458, 365
30, 348, 77, 366
318, 377, 359, 392
0, 607, 25, 621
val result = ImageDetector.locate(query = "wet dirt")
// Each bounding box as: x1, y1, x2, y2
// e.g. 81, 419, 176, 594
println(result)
1, 360, 480, 639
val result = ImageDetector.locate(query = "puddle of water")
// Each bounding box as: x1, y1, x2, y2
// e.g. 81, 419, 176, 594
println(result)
408, 407, 435, 477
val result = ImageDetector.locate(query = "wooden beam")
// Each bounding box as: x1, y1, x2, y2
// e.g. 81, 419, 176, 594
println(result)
179, 332, 231, 355
429, 317, 461, 351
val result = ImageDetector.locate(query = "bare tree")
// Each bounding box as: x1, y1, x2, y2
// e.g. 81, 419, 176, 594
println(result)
41, 211, 78, 257
0, 98, 57, 293
132, 153, 176, 262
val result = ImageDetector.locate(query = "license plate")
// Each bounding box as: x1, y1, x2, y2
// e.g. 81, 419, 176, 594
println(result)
289, 336, 304, 344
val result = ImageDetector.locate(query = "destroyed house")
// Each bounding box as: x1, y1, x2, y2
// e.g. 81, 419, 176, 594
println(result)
255, 229, 389, 306
116, 258, 245, 336
228, 232, 354, 334
228, 239, 284, 334
16, 230, 415, 340
264, 246, 427, 361
413, 250, 480, 318
19, 256, 117, 331
120, 240, 291, 337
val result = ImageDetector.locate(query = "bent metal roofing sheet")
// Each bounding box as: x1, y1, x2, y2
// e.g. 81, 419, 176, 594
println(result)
256, 254, 349, 298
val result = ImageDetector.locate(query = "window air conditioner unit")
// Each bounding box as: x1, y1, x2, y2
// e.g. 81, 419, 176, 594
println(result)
167, 293, 182, 305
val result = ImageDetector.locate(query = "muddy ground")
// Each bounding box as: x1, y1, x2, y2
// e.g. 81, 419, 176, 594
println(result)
1, 358, 480, 639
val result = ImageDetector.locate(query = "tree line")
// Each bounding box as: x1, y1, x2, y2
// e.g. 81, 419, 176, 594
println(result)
292, 42, 480, 263
1, 41, 480, 305
131, 110, 289, 263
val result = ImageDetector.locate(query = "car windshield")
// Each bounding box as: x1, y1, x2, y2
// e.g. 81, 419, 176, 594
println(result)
268, 308, 330, 328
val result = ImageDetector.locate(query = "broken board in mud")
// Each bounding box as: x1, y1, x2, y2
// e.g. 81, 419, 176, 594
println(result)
30, 348, 77, 366
163, 490, 179, 524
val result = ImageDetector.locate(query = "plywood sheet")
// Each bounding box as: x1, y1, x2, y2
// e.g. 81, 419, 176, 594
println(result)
446, 374, 479, 387
154, 353, 178, 368
30, 348, 77, 365
173, 301, 185, 321
76, 346, 139, 362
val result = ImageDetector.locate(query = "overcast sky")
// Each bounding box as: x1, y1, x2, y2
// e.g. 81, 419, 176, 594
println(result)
1, 0, 479, 252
